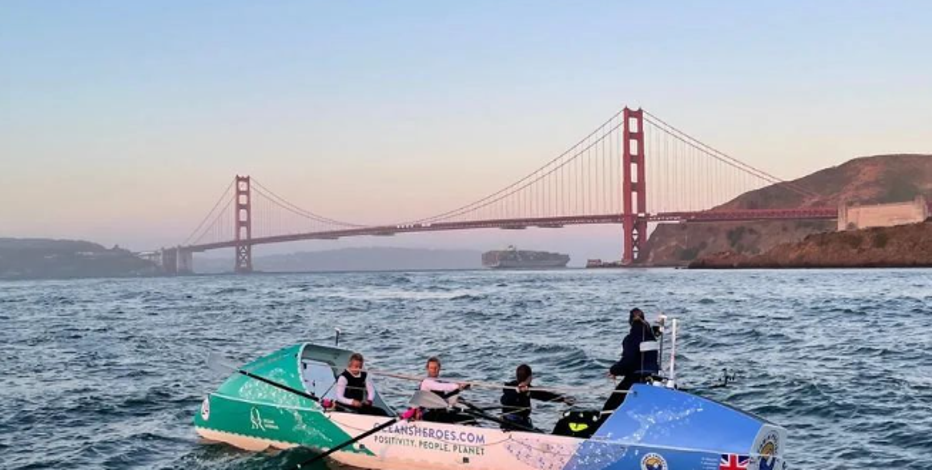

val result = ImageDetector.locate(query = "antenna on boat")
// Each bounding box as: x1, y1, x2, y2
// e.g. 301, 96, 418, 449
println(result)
656, 313, 667, 371
668, 318, 678, 388
334, 328, 342, 347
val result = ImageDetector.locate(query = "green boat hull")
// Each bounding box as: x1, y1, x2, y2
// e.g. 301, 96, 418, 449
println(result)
193, 343, 375, 455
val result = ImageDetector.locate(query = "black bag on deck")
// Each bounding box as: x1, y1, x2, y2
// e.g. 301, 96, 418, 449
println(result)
551, 410, 601, 438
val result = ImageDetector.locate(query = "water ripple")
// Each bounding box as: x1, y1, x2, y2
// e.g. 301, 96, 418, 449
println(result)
2, 269, 931, 469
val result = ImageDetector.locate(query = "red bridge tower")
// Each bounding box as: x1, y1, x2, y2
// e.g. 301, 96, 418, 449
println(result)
622, 107, 647, 264
234, 175, 253, 273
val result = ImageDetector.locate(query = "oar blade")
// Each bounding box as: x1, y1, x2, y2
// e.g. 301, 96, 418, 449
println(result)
206, 352, 240, 374
408, 390, 449, 410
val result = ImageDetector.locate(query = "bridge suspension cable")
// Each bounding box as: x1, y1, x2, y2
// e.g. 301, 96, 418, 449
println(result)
183, 178, 235, 246
250, 178, 366, 228
182, 176, 370, 248
400, 107, 628, 226
399, 108, 628, 226
642, 110, 818, 198
393, 106, 815, 226
177, 106, 832, 261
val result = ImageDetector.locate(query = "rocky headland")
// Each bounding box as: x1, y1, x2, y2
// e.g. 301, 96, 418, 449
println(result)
690, 220, 932, 268
641, 154, 932, 266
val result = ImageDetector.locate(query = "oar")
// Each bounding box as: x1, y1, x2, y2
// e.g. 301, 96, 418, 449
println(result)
207, 352, 361, 413
458, 398, 544, 433
412, 390, 542, 433
294, 391, 445, 469
207, 352, 323, 403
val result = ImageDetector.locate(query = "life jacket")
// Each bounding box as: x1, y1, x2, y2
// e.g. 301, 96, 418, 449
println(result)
340, 370, 367, 401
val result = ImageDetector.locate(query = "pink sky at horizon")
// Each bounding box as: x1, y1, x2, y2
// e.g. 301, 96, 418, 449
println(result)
3, 2, 930, 259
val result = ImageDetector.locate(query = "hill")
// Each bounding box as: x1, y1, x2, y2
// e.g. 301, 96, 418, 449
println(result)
641, 154, 932, 265
0, 238, 157, 280
690, 220, 932, 268
715, 154, 932, 210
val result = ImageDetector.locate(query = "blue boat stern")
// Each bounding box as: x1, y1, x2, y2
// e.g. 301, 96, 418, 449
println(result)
566, 384, 787, 470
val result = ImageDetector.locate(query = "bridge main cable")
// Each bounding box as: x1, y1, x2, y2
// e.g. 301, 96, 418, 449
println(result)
643, 110, 817, 198
400, 107, 627, 225
250, 178, 368, 228
183, 178, 236, 246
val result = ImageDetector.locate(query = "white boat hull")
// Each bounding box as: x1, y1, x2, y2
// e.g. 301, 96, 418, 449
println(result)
328, 413, 582, 470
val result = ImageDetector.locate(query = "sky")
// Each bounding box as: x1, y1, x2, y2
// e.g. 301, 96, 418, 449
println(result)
2, 1, 931, 262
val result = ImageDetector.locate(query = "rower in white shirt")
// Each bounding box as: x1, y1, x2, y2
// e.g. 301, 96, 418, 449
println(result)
418, 356, 472, 423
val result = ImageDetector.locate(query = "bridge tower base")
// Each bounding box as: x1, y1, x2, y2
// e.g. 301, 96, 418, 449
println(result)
176, 247, 193, 274
157, 247, 193, 274
160, 248, 177, 274
622, 108, 647, 265
234, 175, 253, 273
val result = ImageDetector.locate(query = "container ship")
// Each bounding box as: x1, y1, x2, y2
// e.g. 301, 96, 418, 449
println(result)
585, 259, 624, 268
481, 246, 570, 269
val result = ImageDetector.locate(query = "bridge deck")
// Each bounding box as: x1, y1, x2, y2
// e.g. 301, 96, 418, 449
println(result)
185, 208, 839, 252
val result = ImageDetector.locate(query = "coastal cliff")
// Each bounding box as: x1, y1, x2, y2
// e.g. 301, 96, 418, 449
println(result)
641, 154, 932, 265
689, 220, 932, 268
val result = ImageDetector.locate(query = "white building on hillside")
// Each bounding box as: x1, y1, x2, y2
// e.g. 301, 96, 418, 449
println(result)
838, 196, 929, 231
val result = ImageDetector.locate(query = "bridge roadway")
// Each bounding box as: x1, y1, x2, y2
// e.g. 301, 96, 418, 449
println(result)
185, 207, 839, 252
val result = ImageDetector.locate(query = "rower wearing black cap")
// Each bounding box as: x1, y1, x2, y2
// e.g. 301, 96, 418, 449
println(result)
601, 308, 660, 414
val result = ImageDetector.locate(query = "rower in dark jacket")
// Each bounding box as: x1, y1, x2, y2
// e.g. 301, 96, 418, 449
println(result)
500, 364, 575, 431
601, 308, 660, 414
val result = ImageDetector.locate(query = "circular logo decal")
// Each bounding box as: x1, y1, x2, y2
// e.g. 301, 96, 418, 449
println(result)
754, 431, 780, 470
200, 397, 211, 421
641, 452, 668, 470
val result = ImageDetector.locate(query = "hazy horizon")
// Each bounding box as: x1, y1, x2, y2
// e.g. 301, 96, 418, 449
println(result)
3, 2, 931, 259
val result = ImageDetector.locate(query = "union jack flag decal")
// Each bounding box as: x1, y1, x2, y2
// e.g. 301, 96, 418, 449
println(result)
719, 454, 750, 470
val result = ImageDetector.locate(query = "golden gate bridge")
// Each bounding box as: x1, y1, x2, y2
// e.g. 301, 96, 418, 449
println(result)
152, 107, 838, 273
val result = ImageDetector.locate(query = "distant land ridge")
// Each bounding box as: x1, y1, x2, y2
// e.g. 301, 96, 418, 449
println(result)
0, 238, 157, 280
195, 247, 484, 273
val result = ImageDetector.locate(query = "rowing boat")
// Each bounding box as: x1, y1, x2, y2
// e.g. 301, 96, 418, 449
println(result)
194, 343, 787, 470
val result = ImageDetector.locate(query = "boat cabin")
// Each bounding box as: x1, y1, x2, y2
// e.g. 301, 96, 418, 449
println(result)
298, 344, 396, 417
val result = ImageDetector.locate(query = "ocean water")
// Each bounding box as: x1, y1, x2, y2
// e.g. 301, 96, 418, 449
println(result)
2, 269, 931, 469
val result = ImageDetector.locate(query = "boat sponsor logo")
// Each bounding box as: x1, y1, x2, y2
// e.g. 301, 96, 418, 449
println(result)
250, 407, 265, 431
382, 423, 486, 445
641, 452, 668, 470
371, 423, 486, 456
750, 431, 780, 470
200, 397, 210, 421
249, 406, 279, 432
